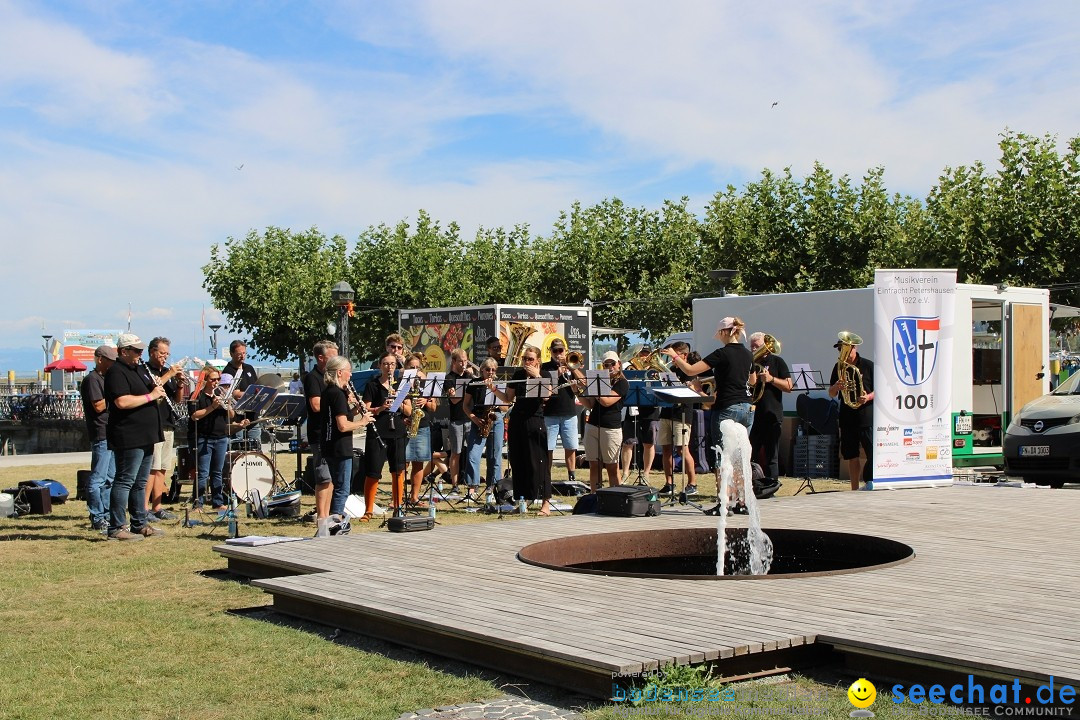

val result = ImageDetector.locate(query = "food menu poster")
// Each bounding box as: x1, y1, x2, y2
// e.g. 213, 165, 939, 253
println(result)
399, 308, 495, 373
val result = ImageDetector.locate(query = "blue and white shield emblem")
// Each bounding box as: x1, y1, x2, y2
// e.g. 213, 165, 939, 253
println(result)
892, 316, 939, 387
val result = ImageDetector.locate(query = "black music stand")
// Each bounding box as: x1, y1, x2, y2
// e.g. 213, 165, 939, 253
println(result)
653, 386, 709, 512
623, 379, 660, 487
791, 367, 827, 495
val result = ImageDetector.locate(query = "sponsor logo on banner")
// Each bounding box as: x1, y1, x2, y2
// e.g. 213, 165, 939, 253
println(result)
926, 447, 938, 460
905, 452, 921, 463
892, 316, 940, 387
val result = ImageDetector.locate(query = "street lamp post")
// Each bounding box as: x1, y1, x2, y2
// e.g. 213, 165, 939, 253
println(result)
708, 269, 738, 297
208, 324, 221, 359
41, 334, 52, 370
330, 281, 355, 360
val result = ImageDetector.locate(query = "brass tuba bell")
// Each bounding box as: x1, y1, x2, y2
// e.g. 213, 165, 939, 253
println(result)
505, 322, 537, 367
836, 331, 865, 409
751, 334, 781, 402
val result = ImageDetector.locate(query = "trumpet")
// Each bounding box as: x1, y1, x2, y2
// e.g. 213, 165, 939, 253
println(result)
836, 331, 865, 409
211, 381, 234, 409
564, 350, 584, 369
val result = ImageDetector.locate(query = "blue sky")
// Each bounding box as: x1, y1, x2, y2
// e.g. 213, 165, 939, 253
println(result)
0, 0, 1077, 371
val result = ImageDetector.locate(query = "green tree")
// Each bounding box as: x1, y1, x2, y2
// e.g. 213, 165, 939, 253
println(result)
202, 226, 348, 362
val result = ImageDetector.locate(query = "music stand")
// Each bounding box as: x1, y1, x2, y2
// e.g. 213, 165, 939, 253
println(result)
623, 379, 662, 487
653, 386, 709, 512
791, 366, 826, 495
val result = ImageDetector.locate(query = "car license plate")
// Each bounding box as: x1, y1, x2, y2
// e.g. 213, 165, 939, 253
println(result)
1020, 445, 1050, 457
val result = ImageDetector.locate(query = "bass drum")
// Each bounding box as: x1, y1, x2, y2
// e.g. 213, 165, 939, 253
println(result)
226, 451, 276, 502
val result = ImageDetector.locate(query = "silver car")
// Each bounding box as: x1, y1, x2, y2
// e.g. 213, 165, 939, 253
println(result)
1004, 371, 1080, 487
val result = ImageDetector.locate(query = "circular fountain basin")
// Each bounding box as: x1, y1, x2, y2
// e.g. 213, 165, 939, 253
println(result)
518, 528, 914, 580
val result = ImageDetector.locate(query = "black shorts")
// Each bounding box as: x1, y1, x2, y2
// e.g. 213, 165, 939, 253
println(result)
364, 433, 407, 475
839, 425, 872, 460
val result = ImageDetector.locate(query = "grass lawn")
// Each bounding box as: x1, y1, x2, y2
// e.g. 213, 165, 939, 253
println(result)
1, 459, 878, 720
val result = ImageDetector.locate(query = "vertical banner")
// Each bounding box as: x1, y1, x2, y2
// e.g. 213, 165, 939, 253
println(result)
873, 269, 957, 487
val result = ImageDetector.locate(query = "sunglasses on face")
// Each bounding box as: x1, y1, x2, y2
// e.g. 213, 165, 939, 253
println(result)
388, 344, 404, 350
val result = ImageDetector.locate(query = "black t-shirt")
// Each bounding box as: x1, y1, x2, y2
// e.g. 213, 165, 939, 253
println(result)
81, 370, 108, 442
508, 368, 543, 419
704, 343, 754, 409
587, 376, 628, 429
540, 360, 577, 417
444, 371, 470, 423
104, 359, 163, 450
830, 354, 875, 428
363, 378, 405, 438
321, 384, 354, 457
195, 392, 229, 438
147, 360, 180, 428
224, 360, 258, 419
754, 353, 791, 422
303, 367, 328, 443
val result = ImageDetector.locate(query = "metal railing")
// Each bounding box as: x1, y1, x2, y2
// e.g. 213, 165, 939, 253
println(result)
0, 393, 84, 423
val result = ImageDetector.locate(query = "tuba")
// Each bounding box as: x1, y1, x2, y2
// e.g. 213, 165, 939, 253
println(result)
836, 331, 865, 409
505, 322, 537, 367
751, 334, 781, 402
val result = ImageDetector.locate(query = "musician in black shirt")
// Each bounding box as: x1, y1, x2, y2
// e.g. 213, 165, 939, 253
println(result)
488, 346, 551, 514
304, 340, 337, 522
581, 351, 628, 491
360, 352, 409, 518
224, 339, 260, 449
540, 339, 579, 483
748, 332, 792, 482
829, 337, 876, 490
190, 368, 241, 510
322, 356, 373, 526
104, 334, 166, 541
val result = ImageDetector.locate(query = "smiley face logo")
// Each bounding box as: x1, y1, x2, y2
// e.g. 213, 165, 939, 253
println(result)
848, 678, 877, 709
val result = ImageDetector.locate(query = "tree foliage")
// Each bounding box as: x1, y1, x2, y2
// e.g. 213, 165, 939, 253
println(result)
202, 226, 347, 362
203, 129, 1080, 359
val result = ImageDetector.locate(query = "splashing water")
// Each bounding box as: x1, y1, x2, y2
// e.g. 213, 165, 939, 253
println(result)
717, 419, 774, 576
714, 443, 728, 575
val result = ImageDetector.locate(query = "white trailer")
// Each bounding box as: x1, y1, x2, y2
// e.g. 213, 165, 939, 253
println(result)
692, 283, 1050, 472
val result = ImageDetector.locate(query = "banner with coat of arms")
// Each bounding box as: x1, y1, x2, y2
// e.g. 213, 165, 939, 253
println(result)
873, 269, 957, 487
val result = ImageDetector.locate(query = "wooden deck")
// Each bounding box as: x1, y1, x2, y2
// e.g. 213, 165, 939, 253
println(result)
214, 486, 1080, 697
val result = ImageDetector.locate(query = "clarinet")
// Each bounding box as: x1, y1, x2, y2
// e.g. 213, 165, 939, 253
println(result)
348, 378, 385, 449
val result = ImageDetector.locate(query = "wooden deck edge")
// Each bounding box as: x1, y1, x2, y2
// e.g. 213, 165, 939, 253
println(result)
821, 635, 1080, 688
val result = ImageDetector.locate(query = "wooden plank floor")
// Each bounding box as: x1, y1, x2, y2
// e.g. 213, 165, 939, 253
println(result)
214, 486, 1080, 695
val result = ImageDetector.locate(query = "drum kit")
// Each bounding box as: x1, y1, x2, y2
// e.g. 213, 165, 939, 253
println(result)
177, 372, 305, 519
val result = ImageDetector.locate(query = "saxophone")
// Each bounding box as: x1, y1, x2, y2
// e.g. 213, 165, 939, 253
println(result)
406, 377, 425, 438
479, 409, 497, 438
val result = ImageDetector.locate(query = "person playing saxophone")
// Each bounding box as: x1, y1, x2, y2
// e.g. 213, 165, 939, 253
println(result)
402, 353, 436, 508
463, 358, 504, 498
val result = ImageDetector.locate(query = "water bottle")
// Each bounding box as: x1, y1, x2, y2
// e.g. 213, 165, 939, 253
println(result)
518, 496, 527, 515
428, 499, 437, 520
485, 487, 495, 506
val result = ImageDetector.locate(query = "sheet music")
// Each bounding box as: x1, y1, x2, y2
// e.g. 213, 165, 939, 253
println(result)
388, 374, 415, 413
485, 385, 505, 405
524, 376, 553, 399
791, 363, 816, 390
583, 370, 612, 397
232, 385, 278, 414
426, 372, 446, 398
